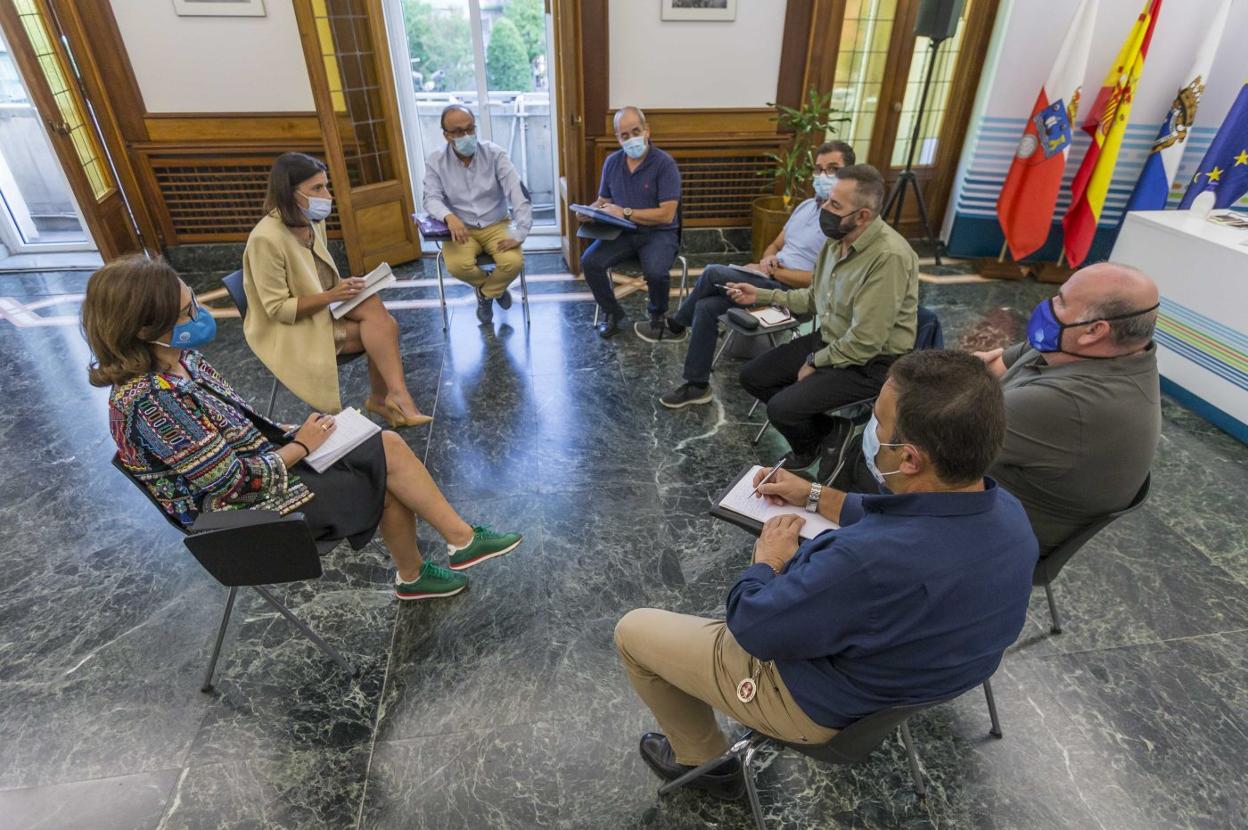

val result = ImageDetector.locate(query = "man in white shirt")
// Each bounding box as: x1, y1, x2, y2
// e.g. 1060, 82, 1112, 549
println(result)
423, 104, 533, 324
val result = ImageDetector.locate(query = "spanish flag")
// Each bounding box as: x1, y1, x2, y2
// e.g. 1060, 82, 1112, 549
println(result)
1062, 0, 1163, 267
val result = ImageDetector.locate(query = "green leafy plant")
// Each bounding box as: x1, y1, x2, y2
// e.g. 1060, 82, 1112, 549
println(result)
761, 87, 850, 205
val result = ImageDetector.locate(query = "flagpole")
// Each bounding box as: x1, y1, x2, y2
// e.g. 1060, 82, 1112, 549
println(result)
998, 241, 1008, 263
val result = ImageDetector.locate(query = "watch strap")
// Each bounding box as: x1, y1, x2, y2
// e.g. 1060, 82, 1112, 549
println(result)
805, 482, 823, 513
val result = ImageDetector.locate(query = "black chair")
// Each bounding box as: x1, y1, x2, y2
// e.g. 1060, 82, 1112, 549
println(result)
750, 305, 944, 449
111, 456, 357, 692
427, 182, 534, 332
221, 270, 365, 417
659, 679, 1003, 829
1034, 474, 1151, 633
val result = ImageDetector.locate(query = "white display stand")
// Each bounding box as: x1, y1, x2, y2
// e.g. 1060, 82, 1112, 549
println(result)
1110, 211, 1248, 444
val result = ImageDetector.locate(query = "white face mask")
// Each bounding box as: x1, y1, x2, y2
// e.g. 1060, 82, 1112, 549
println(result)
862, 413, 905, 489
813, 173, 835, 200
301, 195, 332, 222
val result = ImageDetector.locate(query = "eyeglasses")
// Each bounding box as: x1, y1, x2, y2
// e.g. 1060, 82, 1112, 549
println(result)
444, 125, 476, 138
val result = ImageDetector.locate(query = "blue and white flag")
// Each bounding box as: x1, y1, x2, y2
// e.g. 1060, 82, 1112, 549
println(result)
1180, 82, 1248, 209
1124, 0, 1230, 213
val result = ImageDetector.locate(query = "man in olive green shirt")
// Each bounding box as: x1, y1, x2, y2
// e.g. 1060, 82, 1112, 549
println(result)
975, 263, 1161, 556
727, 164, 919, 468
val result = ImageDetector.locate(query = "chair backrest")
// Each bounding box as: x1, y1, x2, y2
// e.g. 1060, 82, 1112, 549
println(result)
915, 305, 944, 350
1034, 473, 1151, 585
111, 453, 324, 587
221, 269, 247, 320
781, 696, 951, 765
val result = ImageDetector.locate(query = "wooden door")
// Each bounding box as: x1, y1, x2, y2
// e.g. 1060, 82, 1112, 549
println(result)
292, 0, 421, 274
0, 0, 145, 259
820, 0, 998, 235
551, 0, 585, 274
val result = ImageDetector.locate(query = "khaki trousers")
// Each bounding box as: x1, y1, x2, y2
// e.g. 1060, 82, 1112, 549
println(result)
614, 608, 838, 766
442, 219, 523, 298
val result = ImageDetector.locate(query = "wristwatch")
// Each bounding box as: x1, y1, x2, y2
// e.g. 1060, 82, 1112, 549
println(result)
805, 482, 823, 514
804, 352, 817, 368
623, 207, 633, 219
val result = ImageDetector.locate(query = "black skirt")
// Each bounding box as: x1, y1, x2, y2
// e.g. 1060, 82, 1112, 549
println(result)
292, 431, 387, 550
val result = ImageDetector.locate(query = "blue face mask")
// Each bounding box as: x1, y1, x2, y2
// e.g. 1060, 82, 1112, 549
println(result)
813, 173, 834, 200
154, 298, 217, 349
453, 134, 478, 157
300, 196, 332, 223
1027, 297, 1159, 355
621, 136, 647, 159
862, 413, 905, 490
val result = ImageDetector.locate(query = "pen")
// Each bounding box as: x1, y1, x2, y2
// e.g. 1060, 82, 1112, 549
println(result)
750, 457, 788, 499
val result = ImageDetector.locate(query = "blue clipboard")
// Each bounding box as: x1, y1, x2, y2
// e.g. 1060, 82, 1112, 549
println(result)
570, 203, 638, 231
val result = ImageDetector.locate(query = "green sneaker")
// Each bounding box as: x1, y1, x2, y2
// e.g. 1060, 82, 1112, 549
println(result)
448, 525, 523, 571
394, 561, 468, 601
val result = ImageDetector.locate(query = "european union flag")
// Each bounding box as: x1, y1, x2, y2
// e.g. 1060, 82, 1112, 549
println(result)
1180, 82, 1248, 209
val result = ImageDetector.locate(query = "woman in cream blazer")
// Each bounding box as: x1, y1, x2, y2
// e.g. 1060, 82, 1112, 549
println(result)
242, 152, 429, 425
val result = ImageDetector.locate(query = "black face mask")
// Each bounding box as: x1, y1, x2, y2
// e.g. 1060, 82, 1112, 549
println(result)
820, 208, 857, 240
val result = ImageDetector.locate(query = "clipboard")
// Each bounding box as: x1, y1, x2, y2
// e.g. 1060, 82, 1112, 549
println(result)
709, 463, 840, 541
577, 223, 624, 241
710, 464, 770, 538
570, 203, 639, 230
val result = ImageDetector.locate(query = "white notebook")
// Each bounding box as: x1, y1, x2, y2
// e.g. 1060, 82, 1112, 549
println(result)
330, 262, 396, 319
302, 408, 381, 473
727, 264, 770, 278
718, 465, 840, 541
751, 307, 793, 327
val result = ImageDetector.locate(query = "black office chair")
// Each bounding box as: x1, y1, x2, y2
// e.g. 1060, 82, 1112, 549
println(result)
588, 204, 690, 327
221, 270, 365, 417
749, 305, 944, 449
427, 182, 534, 332
111, 456, 357, 692
659, 679, 1003, 829
1034, 474, 1151, 633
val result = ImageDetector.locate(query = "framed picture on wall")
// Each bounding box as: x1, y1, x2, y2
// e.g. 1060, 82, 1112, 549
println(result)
660, 0, 737, 21
172, 0, 267, 17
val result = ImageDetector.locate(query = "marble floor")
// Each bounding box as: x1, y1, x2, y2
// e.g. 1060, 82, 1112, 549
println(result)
1, 254, 1246, 830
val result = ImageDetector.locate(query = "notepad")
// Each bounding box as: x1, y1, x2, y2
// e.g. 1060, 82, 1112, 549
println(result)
570, 203, 639, 230
717, 465, 839, 541
302, 408, 381, 473
330, 263, 395, 319
726, 264, 770, 278
751, 307, 793, 327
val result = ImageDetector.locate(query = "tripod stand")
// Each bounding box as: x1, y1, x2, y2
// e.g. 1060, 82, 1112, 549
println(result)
881, 35, 946, 266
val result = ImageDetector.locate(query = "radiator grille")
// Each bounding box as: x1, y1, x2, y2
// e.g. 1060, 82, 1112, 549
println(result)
673, 152, 779, 226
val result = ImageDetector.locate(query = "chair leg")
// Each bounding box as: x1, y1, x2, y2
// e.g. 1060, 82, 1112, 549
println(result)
658, 733, 755, 796
753, 419, 771, 446
747, 398, 762, 418
677, 256, 689, 304
593, 305, 600, 327
265, 377, 279, 420
251, 585, 359, 678
899, 720, 927, 800
740, 741, 769, 830
711, 330, 735, 370
201, 586, 238, 693
1044, 582, 1063, 634
519, 266, 530, 328
436, 251, 449, 333
983, 679, 1003, 738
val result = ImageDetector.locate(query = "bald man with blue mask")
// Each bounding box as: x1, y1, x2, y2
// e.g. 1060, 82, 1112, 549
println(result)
969, 263, 1161, 557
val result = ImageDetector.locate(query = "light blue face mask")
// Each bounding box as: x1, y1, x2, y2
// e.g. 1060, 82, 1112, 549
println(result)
153, 298, 217, 349
300, 196, 332, 223
813, 173, 834, 200
453, 133, 478, 157
862, 413, 905, 489
621, 136, 647, 159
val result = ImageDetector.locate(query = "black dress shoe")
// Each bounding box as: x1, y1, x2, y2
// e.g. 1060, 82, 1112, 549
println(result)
596, 310, 626, 339
638, 733, 744, 801
780, 449, 819, 470
815, 417, 858, 483
496, 290, 513, 310
476, 290, 494, 324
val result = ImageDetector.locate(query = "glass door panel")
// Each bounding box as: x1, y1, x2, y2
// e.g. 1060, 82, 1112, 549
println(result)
889, 0, 973, 168
830, 0, 899, 164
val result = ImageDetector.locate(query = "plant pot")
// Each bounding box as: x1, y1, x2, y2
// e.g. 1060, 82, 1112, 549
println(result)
751, 195, 793, 261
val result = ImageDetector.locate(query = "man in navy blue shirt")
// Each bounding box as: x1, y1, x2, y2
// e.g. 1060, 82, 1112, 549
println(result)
578, 106, 682, 339
615, 350, 1037, 799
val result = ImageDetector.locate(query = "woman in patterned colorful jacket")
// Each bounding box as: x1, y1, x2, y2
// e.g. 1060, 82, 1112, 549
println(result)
82, 255, 521, 601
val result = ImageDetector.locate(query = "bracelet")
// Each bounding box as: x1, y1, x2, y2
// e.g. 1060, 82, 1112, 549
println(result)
290, 440, 310, 458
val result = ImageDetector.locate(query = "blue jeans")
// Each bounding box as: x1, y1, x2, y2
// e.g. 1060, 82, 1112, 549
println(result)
582, 229, 680, 319
670, 264, 784, 386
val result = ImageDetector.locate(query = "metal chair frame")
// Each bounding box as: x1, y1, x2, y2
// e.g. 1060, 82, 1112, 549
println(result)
591, 255, 691, 327
1033, 474, 1151, 633
658, 679, 1003, 829
111, 457, 358, 693
433, 246, 530, 332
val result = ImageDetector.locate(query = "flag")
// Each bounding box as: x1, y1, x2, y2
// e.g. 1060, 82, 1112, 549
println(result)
1124, 0, 1229, 213
1179, 82, 1248, 209
1062, 0, 1163, 267
996, 0, 1098, 261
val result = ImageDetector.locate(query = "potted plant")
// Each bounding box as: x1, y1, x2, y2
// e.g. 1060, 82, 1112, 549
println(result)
752, 87, 848, 259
